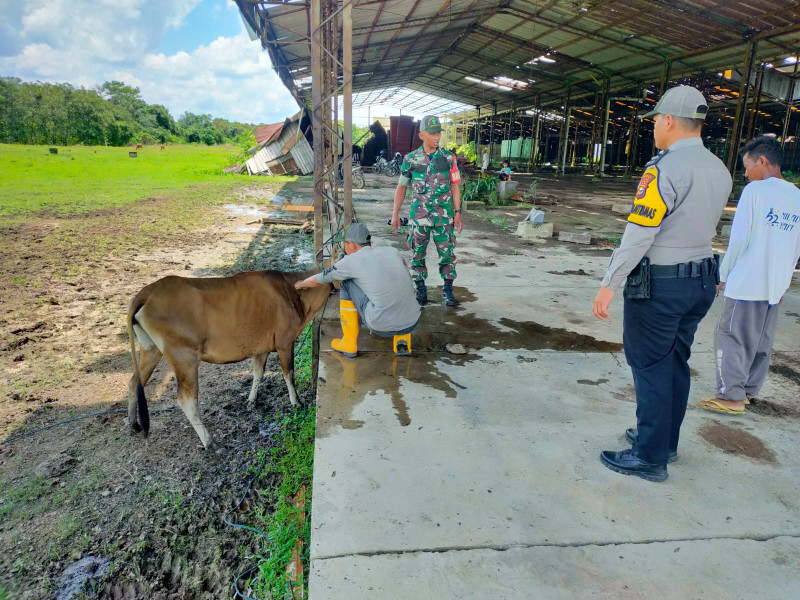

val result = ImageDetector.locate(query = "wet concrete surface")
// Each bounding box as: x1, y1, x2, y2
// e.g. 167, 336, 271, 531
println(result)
309, 176, 800, 599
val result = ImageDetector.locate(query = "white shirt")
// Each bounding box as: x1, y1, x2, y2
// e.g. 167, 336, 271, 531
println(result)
721, 177, 800, 305
481, 153, 489, 169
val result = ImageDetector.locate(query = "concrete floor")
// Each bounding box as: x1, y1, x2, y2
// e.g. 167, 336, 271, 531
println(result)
308, 175, 800, 599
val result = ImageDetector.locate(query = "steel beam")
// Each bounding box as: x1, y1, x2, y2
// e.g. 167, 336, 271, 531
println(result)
343, 0, 353, 225
780, 53, 799, 148
727, 40, 758, 173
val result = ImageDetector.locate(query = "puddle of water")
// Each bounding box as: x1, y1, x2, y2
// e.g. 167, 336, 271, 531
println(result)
698, 421, 777, 464
316, 285, 621, 437
236, 226, 261, 233
577, 378, 609, 386
223, 204, 293, 221
283, 247, 314, 264
223, 204, 266, 217
317, 350, 470, 437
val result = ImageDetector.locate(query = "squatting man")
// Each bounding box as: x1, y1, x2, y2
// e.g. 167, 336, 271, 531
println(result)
294, 223, 420, 357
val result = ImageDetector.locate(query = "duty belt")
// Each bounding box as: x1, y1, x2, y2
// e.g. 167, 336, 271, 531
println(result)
650, 257, 716, 278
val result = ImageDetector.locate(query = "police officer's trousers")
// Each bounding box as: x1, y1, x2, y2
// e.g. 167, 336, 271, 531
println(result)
623, 263, 716, 465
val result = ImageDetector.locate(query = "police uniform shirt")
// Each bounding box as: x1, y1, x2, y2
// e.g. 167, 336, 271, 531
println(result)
601, 137, 732, 289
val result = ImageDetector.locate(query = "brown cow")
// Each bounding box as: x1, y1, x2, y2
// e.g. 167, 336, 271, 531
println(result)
135, 143, 143, 149
126, 269, 331, 450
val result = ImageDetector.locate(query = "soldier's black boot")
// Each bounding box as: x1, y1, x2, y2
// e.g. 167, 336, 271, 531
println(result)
442, 279, 457, 306
415, 279, 427, 305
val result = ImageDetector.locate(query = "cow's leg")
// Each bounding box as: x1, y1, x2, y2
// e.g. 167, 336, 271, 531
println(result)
277, 345, 299, 406
127, 345, 163, 431
247, 352, 270, 411
167, 353, 216, 450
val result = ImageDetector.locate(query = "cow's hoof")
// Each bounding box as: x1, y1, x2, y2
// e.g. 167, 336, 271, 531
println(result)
129, 422, 142, 433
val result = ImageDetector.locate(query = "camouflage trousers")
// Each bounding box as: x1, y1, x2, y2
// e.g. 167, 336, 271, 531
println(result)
409, 224, 457, 281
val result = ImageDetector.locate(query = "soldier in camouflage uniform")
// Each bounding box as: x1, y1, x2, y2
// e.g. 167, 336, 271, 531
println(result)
391, 115, 463, 306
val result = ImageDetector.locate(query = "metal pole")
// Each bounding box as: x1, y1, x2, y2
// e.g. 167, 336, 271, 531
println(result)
599, 80, 611, 177
529, 101, 536, 172
310, 0, 323, 387
780, 53, 799, 148
559, 88, 571, 175
331, 2, 339, 222
311, 0, 324, 265
727, 40, 757, 173
746, 62, 765, 141
587, 93, 600, 173
627, 99, 641, 177
490, 101, 496, 160
475, 105, 481, 158
571, 116, 579, 167
343, 0, 353, 225
651, 60, 672, 157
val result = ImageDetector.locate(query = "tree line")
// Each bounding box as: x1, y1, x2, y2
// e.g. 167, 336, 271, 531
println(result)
0, 78, 256, 147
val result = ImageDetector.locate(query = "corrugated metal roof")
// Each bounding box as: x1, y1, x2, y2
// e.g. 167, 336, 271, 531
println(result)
237, 0, 800, 115
246, 121, 313, 175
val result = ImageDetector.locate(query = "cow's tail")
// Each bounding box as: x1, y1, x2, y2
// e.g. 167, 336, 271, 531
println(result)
127, 290, 150, 436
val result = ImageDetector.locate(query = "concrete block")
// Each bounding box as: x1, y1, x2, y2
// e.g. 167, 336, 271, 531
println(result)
558, 231, 592, 244
496, 180, 519, 202
465, 200, 486, 211
516, 221, 554, 240
611, 203, 631, 215
721, 224, 732, 237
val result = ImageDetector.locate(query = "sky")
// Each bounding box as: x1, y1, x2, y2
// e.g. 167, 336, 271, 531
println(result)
0, 0, 300, 124
0, 0, 466, 127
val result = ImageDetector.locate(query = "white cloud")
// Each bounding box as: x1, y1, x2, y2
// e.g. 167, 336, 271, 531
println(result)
136, 34, 298, 121
0, 0, 299, 124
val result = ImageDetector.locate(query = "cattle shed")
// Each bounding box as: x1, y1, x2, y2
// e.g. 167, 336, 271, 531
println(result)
235, 0, 800, 255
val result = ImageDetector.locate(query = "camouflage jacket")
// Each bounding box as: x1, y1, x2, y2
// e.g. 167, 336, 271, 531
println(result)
398, 146, 461, 226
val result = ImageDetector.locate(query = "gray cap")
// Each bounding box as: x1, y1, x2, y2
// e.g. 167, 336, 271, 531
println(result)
643, 85, 709, 119
333, 222, 371, 245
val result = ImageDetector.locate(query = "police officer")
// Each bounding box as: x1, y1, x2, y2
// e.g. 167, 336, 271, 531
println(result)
392, 115, 463, 306
592, 86, 732, 482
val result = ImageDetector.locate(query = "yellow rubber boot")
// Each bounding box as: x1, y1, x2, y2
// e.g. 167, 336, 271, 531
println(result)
331, 299, 359, 357
393, 333, 411, 356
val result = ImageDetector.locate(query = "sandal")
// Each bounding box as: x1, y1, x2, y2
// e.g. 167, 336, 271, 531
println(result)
696, 398, 745, 415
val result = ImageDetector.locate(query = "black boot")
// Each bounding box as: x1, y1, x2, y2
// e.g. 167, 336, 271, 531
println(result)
442, 279, 457, 306
625, 428, 678, 463
600, 449, 668, 482
415, 279, 427, 305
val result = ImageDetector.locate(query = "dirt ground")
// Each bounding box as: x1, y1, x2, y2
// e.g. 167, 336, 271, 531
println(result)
0, 184, 316, 598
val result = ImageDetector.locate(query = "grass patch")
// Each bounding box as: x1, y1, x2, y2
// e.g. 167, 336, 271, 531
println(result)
0, 143, 248, 219
251, 405, 316, 599
294, 323, 314, 390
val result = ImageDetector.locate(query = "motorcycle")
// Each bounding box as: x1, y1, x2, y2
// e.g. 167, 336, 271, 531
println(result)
338, 163, 366, 189
371, 156, 389, 174
386, 152, 403, 176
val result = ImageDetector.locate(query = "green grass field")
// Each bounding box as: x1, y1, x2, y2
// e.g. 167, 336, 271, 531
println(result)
0, 143, 303, 220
